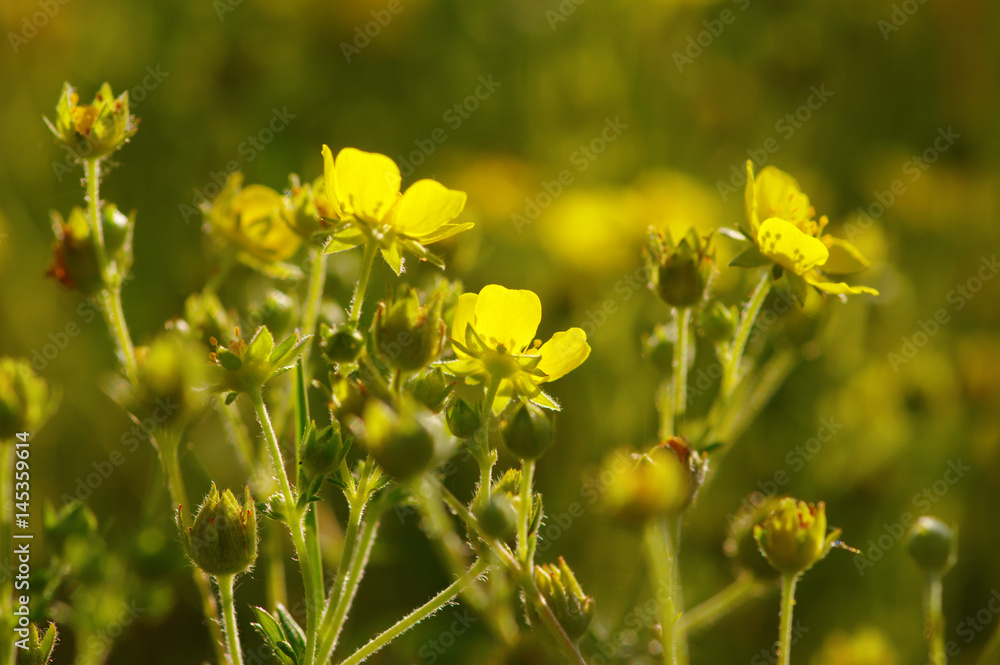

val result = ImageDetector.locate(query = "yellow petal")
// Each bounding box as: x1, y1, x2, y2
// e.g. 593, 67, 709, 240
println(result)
820, 235, 871, 275
757, 218, 829, 275
474, 285, 541, 351
755, 166, 813, 230
537, 328, 590, 382
804, 273, 879, 296
321, 145, 345, 219
450, 292, 479, 349
393, 179, 467, 238
334, 147, 401, 223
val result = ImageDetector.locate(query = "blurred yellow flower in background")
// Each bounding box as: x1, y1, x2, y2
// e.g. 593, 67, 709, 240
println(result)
810, 627, 898, 665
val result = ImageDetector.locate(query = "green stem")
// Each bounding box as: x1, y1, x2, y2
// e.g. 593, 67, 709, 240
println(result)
250, 392, 321, 665
85, 159, 110, 281
1, 443, 14, 665
471, 379, 502, 513
101, 287, 138, 385
316, 494, 386, 663
339, 559, 490, 665
348, 240, 379, 324
925, 573, 947, 665
644, 519, 687, 665
777, 573, 799, 665
217, 574, 244, 665
672, 307, 691, 433
302, 246, 328, 342
722, 272, 771, 401
518, 460, 535, 564
678, 574, 767, 635
156, 432, 229, 665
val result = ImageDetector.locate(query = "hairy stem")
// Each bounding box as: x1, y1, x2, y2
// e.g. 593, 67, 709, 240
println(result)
250, 392, 320, 665
157, 432, 228, 665
339, 559, 490, 665
645, 519, 687, 665
218, 574, 244, 665
518, 460, 535, 564
777, 573, 799, 665
348, 240, 379, 324
672, 307, 691, 431
722, 272, 771, 401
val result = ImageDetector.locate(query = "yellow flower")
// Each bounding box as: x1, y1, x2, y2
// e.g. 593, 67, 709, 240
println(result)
753, 497, 841, 575
320, 146, 473, 274
736, 162, 878, 299
205, 173, 304, 278
441, 285, 590, 413
44, 82, 137, 160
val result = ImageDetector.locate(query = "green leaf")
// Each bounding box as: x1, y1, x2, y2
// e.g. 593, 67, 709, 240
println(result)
246, 326, 275, 365
381, 243, 404, 276
275, 604, 307, 659
728, 245, 771, 268
218, 349, 243, 371
225, 392, 239, 405
250, 607, 284, 648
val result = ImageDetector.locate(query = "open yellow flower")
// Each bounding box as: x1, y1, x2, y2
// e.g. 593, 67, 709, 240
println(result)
44, 82, 137, 160
441, 285, 590, 413
733, 161, 878, 298
319, 146, 473, 274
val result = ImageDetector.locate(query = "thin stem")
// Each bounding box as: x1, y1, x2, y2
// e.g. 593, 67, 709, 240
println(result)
672, 307, 691, 432
472, 378, 502, 513
924, 573, 947, 665
101, 287, 139, 385
302, 246, 328, 342
644, 519, 687, 665
1, 444, 14, 665
85, 159, 110, 280
218, 574, 244, 665
777, 573, 799, 665
316, 495, 386, 664
250, 392, 321, 665
156, 432, 228, 665
678, 574, 767, 635
339, 559, 490, 665
348, 240, 379, 324
722, 272, 771, 401
265, 524, 287, 611
518, 460, 535, 564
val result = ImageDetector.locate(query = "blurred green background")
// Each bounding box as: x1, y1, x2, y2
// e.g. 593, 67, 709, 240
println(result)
2, 0, 1000, 662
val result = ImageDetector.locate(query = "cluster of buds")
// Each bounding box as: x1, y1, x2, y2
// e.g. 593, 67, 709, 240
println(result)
533, 557, 595, 642
181, 484, 258, 577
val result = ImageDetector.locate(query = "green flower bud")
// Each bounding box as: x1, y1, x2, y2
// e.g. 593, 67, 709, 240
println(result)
373, 286, 446, 371
753, 497, 840, 576
906, 516, 956, 575
600, 446, 690, 526
699, 301, 737, 342
183, 484, 258, 577
648, 228, 714, 309
46, 204, 134, 294
0, 357, 59, 440
360, 399, 435, 482
477, 493, 518, 541
724, 496, 783, 580
44, 82, 137, 161
329, 373, 368, 420
446, 397, 482, 439
23, 622, 58, 665
300, 419, 347, 480
534, 557, 595, 642
503, 402, 554, 460
132, 333, 207, 427
409, 367, 455, 413
287, 173, 324, 238
319, 323, 365, 363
